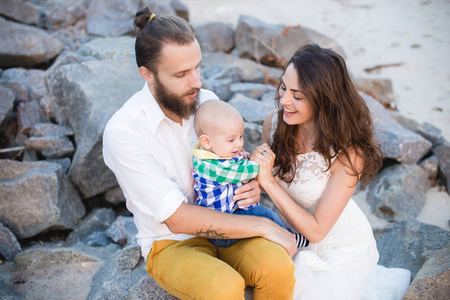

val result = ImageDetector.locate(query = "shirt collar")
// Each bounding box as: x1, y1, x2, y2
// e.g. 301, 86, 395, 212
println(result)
191, 141, 233, 160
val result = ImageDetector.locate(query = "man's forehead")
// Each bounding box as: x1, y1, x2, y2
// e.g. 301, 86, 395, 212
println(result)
159, 40, 202, 73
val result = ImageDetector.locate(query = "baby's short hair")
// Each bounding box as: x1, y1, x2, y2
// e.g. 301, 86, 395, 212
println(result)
194, 99, 242, 137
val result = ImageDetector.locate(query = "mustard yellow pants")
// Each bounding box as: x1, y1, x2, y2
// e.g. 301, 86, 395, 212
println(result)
146, 237, 295, 300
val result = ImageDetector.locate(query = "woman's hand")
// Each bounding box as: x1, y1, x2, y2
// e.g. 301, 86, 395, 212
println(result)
251, 144, 276, 187
260, 218, 298, 258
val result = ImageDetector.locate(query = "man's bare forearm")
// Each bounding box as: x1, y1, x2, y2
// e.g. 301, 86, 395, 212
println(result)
164, 203, 297, 257
164, 203, 265, 239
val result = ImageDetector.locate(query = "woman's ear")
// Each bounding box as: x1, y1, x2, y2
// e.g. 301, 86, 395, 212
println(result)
199, 135, 211, 150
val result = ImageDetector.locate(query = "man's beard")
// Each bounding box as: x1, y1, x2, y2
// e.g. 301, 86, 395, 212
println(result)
153, 75, 200, 119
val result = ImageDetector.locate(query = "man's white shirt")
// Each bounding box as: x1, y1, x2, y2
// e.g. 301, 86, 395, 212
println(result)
103, 83, 218, 259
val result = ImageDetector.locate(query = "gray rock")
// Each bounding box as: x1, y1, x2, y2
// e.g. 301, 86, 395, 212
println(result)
104, 185, 126, 205
0, 222, 21, 261
46, 157, 71, 174
127, 276, 178, 300
106, 216, 138, 247
260, 90, 277, 104
0, 68, 48, 102
39, 95, 56, 121
67, 208, 116, 244
117, 245, 142, 270
375, 220, 450, 279
194, 22, 235, 53
362, 92, 432, 164
244, 122, 263, 154
44, 51, 95, 125
433, 138, 450, 195
235, 15, 345, 67
13, 242, 119, 271
49, 57, 143, 198
1, 81, 28, 103
30, 122, 73, 137
0, 0, 41, 25
147, 0, 177, 16
201, 51, 283, 84
228, 93, 274, 125
14, 247, 95, 271
0, 16, 63, 68
0, 160, 85, 239
77, 36, 136, 61
0, 264, 25, 299
230, 82, 276, 100
354, 78, 395, 109
84, 231, 112, 247
391, 112, 443, 144
367, 164, 430, 222
88, 247, 174, 300
86, 0, 142, 37
403, 245, 450, 300
204, 65, 243, 83
17, 100, 46, 134
41, 0, 90, 30
25, 135, 75, 158
171, 0, 189, 21
0, 85, 14, 128
202, 78, 232, 101
418, 155, 439, 179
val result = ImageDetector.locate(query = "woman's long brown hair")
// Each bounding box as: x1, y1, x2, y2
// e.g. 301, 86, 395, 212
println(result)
271, 44, 383, 184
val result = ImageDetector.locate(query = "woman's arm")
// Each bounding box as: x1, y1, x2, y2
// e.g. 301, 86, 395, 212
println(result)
252, 144, 363, 244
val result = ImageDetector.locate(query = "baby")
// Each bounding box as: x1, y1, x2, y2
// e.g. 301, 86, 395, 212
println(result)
192, 99, 308, 247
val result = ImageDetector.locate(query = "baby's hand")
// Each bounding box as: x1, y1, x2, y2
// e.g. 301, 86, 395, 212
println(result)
239, 149, 251, 159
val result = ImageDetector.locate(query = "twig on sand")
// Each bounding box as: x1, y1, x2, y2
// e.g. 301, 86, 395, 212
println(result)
0, 146, 26, 154
364, 62, 404, 73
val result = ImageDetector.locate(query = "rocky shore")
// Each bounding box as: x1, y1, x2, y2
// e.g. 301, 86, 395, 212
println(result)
0, 0, 449, 299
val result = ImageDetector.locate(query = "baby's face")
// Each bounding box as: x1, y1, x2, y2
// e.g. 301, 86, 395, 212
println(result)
207, 119, 245, 158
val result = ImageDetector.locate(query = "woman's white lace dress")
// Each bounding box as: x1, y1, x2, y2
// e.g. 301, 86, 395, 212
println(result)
270, 113, 411, 300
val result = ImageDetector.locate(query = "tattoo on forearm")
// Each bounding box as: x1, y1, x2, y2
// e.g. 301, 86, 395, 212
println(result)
196, 226, 229, 239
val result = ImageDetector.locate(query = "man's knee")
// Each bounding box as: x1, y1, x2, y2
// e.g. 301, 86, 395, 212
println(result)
194, 270, 246, 300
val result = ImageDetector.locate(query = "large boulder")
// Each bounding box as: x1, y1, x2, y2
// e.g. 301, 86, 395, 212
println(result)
0, 68, 48, 102
77, 36, 135, 61
228, 93, 274, 125
375, 220, 450, 279
367, 163, 430, 222
362, 93, 432, 164
403, 245, 450, 300
0, 17, 63, 68
0, 160, 85, 239
0, 221, 21, 261
0, 0, 41, 25
86, 0, 142, 37
0, 85, 14, 128
201, 51, 282, 84
47, 53, 143, 198
432, 138, 450, 196
194, 22, 235, 53
235, 15, 345, 67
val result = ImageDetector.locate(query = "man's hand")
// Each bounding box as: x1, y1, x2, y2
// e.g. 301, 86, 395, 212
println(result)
233, 179, 261, 208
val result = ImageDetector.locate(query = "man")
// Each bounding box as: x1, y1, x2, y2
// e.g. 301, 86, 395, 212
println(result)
103, 6, 296, 299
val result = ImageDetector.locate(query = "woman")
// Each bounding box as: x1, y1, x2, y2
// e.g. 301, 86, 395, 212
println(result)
252, 44, 410, 299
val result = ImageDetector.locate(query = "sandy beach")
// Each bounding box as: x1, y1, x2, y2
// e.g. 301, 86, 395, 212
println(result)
184, 0, 450, 231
